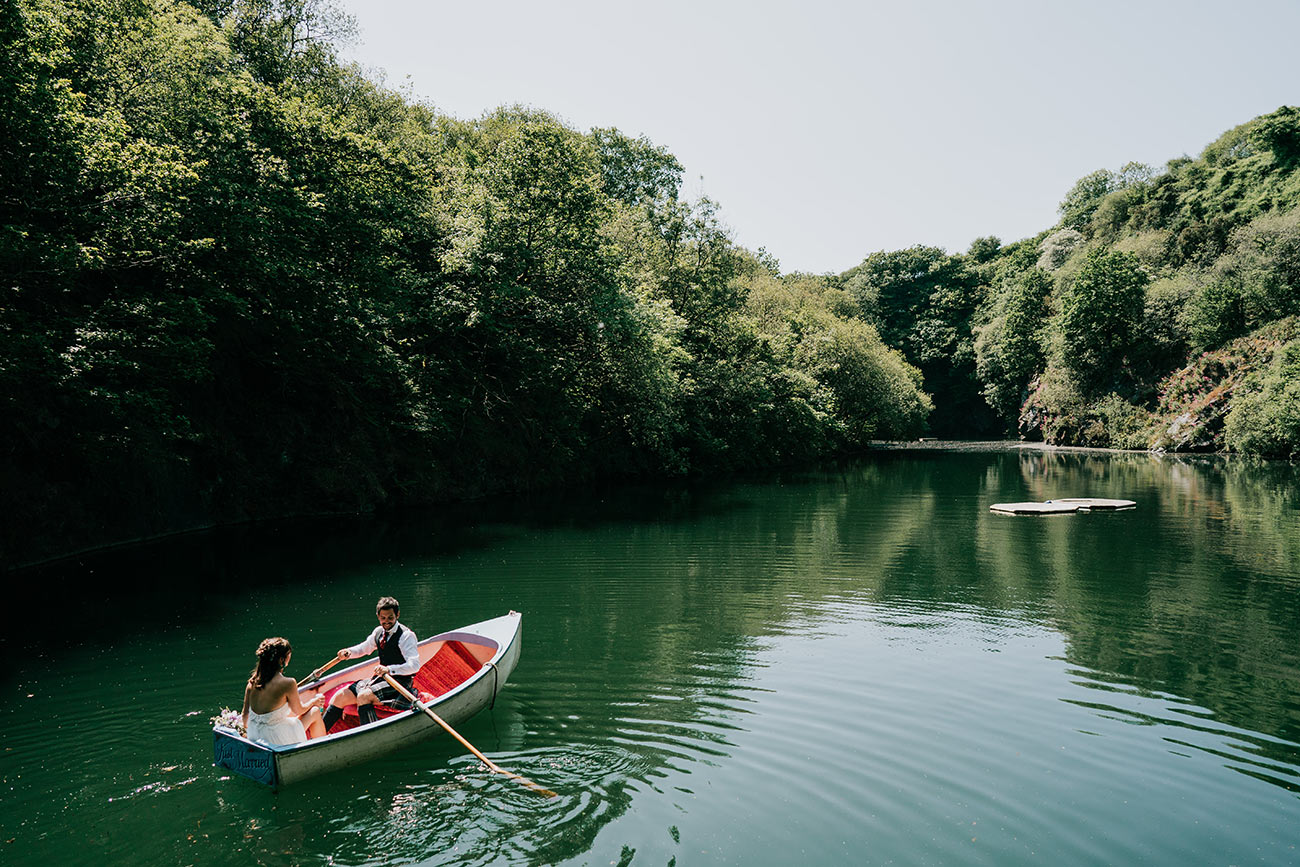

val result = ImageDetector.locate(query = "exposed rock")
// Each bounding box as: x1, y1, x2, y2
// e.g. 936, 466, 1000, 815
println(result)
1151, 398, 1232, 453
1017, 401, 1046, 441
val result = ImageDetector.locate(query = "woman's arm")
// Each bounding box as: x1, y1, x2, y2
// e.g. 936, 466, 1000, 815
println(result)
240, 681, 253, 731
285, 677, 323, 718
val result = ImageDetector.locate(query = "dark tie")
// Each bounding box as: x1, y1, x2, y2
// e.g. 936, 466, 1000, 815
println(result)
379, 630, 388, 650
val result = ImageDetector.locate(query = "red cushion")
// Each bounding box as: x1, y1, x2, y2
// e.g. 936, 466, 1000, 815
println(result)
319, 641, 484, 734
451, 639, 483, 670
413, 641, 482, 698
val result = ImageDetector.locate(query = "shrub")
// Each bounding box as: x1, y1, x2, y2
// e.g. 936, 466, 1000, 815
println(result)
1090, 393, 1152, 449
1112, 229, 1172, 269
1037, 228, 1084, 271
1018, 366, 1085, 443
1149, 325, 1296, 452
1133, 274, 1195, 379
1224, 339, 1300, 456
1183, 279, 1247, 350
1051, 249, 1148, 393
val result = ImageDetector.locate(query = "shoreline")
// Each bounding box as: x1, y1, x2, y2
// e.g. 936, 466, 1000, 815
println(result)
868, 439, 1233, 459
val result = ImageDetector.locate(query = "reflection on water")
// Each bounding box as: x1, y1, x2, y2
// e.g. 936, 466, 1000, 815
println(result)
2, 447, 1299, 865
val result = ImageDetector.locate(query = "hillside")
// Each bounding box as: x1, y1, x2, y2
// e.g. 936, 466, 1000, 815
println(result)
841, 107, 1300, 456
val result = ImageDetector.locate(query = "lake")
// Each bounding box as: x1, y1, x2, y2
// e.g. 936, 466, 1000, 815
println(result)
3, 446, 1299, 865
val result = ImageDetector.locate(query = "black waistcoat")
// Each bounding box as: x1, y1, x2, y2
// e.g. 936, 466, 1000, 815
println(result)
378, 625, 414, 688
378, 625, 406, 666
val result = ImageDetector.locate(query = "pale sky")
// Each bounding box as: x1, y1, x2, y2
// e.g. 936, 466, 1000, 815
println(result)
335, 0, 1300, 275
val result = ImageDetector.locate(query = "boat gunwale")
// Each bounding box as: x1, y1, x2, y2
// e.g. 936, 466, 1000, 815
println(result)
213, 614, 520, 757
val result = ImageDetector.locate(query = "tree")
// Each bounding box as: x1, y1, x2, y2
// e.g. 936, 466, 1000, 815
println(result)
1058, 169, 1117, 231
843, 246, 992, 435
743, 272, 931, 446
1037, 228, 1083, 270
1248, 105, 1300, 166
1116, 161, 1155, 188
1052, 250, 1148, 392
190, 0, 356, 86
591, 127, 683, 207
974, 268, 1052, 421
966, 236, 1002, 263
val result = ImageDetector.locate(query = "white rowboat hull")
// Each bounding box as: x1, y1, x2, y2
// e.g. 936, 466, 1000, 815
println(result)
213, 611, 522, 787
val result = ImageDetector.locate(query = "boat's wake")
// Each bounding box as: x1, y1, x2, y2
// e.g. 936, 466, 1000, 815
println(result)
308, 745, 648, 865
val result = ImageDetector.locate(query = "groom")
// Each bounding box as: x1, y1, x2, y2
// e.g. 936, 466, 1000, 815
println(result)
321, 596, 421, 731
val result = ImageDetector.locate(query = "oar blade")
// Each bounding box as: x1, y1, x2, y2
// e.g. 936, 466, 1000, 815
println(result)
381, 673, 559, 798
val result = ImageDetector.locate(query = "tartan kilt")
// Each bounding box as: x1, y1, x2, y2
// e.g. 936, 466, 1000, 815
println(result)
351, 675, 415, 710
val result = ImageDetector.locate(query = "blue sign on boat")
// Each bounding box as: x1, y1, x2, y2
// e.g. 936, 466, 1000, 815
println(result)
213, 730, 276, 787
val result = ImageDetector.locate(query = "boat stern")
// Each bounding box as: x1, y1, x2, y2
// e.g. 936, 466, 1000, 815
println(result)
213, 728, 278, 787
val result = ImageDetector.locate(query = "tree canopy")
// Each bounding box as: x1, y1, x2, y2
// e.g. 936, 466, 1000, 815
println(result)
0, 0, 930, 566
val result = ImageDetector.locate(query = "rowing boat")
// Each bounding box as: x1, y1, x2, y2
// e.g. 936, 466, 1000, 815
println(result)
213, 611, 522, 787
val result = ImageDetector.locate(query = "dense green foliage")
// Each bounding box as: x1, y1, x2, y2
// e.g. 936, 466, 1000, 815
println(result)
972, 257, 1050, 419
841, 245, 997, 436
6, 0, 1297, 566
1224, 337, 1300, 455
841, 106, 1300, 458
1051, 249, 1148, 391
0, 0, 929, 565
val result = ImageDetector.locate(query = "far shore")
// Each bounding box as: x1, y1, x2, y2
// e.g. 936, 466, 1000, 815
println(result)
867, 439, 1234, 461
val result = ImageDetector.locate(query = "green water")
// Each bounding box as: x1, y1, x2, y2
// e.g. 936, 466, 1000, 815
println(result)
3, 447, 1299, 865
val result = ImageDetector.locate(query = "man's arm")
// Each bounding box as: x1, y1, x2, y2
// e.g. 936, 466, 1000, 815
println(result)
340, 628, 379, 660
385, 628, 422, 677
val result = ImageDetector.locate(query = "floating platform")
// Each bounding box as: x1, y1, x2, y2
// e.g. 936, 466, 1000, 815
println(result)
1049, 498, 1137, 510
989, 498, 1136, 515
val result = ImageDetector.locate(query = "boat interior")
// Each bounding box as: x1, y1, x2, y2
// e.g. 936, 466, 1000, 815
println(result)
298, 636, 498, 736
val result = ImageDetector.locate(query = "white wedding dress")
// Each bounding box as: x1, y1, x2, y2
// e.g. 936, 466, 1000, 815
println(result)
247, 703, 307, 745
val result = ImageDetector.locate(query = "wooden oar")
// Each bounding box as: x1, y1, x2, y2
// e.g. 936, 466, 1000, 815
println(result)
302, 654, 344, 686
382, 673, 557, 798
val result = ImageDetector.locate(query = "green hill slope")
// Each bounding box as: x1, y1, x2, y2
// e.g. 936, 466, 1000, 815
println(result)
842, 107, 1300, 457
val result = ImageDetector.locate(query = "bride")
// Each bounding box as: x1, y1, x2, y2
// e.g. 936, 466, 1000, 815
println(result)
240, 637, 326, 744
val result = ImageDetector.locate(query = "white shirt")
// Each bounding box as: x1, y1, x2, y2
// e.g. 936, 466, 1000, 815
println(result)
346, 621, 421, 676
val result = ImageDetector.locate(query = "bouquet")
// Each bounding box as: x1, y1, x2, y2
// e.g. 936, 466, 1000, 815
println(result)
211, 707, 246, 737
